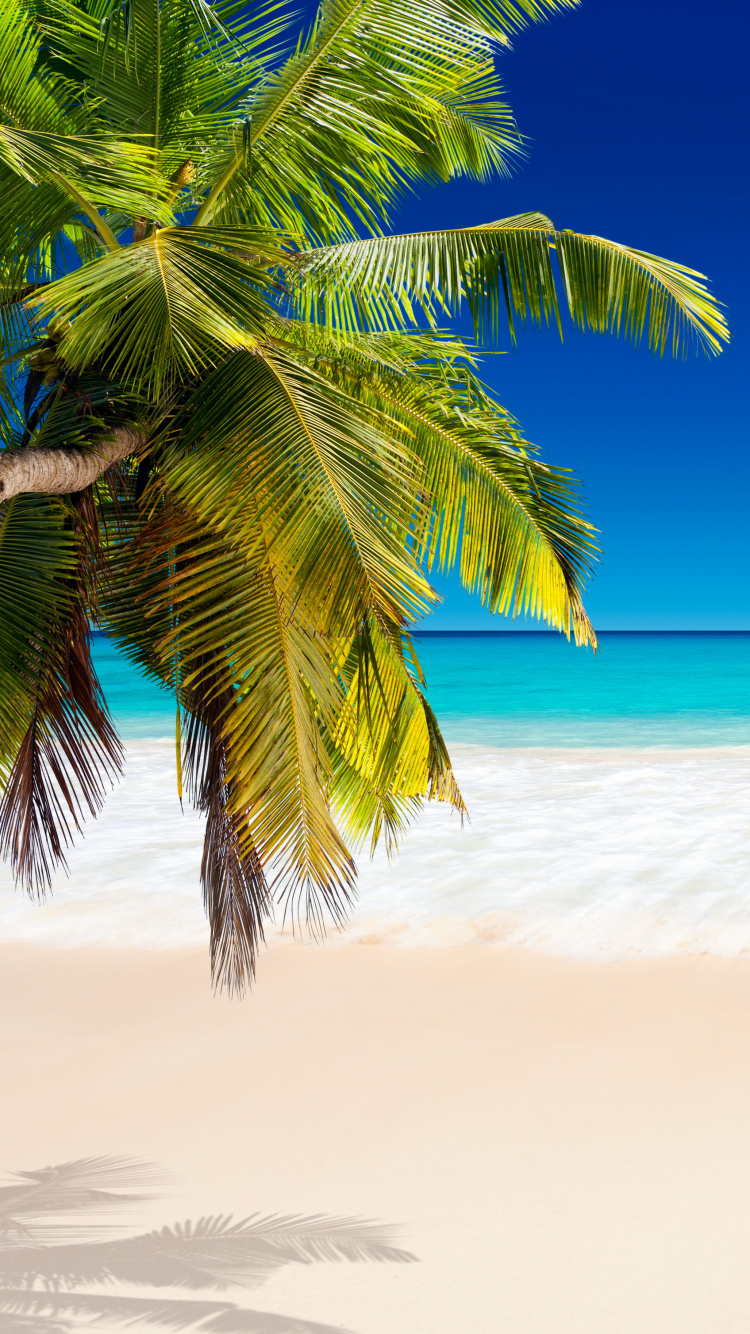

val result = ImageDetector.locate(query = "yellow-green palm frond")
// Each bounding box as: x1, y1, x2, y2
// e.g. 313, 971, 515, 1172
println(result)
103, 491, 357, 986
159, 346, 436, 632
0, 0, 171, 238
296, 213, 729, 356
379, 364, 597, 645
195, 0, 578, 237
329, 614, 465, 857
275, 324, 597, 645
40, 0, 288, 177
0, 0, 78, 137
29, 228, 287, 395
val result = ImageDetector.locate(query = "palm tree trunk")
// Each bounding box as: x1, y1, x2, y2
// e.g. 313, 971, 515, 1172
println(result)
0, 425, 145, 501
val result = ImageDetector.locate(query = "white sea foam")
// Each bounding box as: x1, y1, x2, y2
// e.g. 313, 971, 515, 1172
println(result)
1, 740, 750, 959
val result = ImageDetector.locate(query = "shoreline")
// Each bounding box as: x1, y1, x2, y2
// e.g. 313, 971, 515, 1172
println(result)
110, 735, 750, 755
4, 942, 750, 1332
2, 740, 749, 960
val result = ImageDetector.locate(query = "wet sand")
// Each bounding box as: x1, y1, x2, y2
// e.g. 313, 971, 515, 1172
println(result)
2, 941, 750, 1332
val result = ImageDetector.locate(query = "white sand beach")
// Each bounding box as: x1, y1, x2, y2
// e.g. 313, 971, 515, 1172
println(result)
4, 941, 750, 1332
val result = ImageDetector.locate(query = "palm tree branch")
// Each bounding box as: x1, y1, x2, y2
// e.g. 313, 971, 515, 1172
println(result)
295, 216, 728, 355
193, 1, 576, 231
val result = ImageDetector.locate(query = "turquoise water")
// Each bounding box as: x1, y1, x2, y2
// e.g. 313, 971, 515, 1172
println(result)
93, 631, 750, 748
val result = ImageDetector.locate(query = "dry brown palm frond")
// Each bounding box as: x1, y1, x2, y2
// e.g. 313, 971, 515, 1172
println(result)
182, 690, 272, 996
0, 543, 123, 895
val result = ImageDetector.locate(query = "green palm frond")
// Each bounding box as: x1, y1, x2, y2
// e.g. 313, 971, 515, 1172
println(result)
296, 214, 729, 355
96, 490, 269, 995
103, 492, 357, 978
0, 495, 76, 775
0, 0, 75, 135
0, 128, 171, 256
195, 0, 575, 236
0, 176, 92, 294
272, 322, 596, 642
0, 0, 171, 248
376, 360, 596, 641
30, 228, 288, 395
40, 0, 288, 177
160, 347, 435, 630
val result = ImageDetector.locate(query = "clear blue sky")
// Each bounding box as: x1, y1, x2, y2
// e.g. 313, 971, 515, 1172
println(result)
373, 0, 747, 631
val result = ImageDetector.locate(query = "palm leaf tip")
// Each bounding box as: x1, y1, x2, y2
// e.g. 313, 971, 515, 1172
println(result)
0, 618, 124, 898
555, 232, 730, 357
179, 700, 272, 997
202, 763, 272, 997
329, 619, 468, 859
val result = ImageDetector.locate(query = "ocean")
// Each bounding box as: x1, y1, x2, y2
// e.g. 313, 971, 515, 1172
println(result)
1, 631, 749, 959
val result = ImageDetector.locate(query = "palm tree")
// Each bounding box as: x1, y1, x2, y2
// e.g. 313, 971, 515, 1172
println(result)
0, 0, 727, 991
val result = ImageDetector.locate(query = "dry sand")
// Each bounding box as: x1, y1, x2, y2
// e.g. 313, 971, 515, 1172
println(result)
3, 941, 750, 1332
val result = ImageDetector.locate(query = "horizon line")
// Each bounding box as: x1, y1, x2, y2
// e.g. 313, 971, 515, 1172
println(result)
410, 629, 750, 636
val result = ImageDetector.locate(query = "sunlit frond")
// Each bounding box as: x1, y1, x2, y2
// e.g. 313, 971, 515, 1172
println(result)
195, 0, 576, 236
30, 228, 287, 395
296, 214, 729, 355
102, 493, 357, 978
273, 323, 597, 643
40, 0, 289, 178
329, 614, 465, 856
160, 346, 434, 629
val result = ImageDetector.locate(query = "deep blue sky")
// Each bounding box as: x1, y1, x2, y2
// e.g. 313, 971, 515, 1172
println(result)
343, 0, 748, 630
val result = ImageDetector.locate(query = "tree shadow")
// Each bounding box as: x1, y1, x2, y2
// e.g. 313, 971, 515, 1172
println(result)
0, 1157, 417, 1332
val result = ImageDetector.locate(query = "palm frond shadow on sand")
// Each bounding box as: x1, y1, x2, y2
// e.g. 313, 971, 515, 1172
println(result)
0, 1157, 417, 1333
